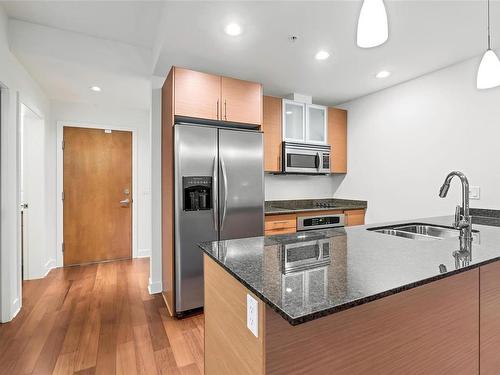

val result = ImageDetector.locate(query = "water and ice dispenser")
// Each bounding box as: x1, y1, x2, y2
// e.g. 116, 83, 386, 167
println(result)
182, 176, 212, 211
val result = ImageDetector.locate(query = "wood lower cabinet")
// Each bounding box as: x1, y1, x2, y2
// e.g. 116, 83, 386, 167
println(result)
265, 214, 296, 236
174, 67, 221, 121
222, 76, 262, 125
328, 107, 347, 173
480, 261, 500, 374
262, 96, 282, 172
345, 209, 365, 226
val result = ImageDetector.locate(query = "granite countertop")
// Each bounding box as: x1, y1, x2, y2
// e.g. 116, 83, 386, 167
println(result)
200, 210, 500, 326
265, 198, 367, 215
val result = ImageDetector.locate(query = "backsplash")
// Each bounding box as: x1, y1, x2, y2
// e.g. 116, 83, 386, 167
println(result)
264, 173, 345, 200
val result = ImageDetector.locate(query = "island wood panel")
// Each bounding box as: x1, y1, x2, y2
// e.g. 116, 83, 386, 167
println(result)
345, 209, 365, 226
328, 107, 347, 173
204, 255, 265, 375
262, 96, 282, 172
221, 76, 262, 125
480, 261, 500, 374
265, 269, 479, 375
174, 67, 221, 121
162, 68, 175, 316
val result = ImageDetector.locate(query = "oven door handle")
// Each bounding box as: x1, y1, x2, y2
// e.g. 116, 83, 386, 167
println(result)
315, 152, 320, 169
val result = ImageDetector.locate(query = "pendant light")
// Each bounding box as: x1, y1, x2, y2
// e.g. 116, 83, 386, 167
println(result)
477, 0, 500, 89
357, 0, 389, 48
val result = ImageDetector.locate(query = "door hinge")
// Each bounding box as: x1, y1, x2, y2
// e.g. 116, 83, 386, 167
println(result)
62, 140, 65, 150
62, 191, 65, 201
62, 242, 65, 253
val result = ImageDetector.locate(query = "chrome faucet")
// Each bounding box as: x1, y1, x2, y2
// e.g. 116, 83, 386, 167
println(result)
439, 171, 473, 250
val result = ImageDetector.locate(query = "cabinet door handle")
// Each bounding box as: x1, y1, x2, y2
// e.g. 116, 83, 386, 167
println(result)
217, 99, 219, 120
224, 100, 227, 120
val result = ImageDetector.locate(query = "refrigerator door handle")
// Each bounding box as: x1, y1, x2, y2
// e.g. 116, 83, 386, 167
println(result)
220, 155, 228, 230
212, 156, 218, 231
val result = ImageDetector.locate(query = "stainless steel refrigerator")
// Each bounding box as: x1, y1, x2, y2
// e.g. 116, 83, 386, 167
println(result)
174, 123, 264, 315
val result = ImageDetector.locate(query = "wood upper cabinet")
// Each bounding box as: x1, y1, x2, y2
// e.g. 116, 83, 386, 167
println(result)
221, 76, 262, 125
262, 96, 282, 172
328, 107, 347, 173
174, 67, 221, 121
171, 67, 262, 125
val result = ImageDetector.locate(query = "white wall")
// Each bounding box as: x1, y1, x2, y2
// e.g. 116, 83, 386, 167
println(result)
150, 88, 162, 293
264, 174, 345, 201
0, 5, 50, 322
47, 100, 152, 267
336, 55, 500, 224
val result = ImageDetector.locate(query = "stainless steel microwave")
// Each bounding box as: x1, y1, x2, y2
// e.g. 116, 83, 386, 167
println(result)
282, 142, 331, 174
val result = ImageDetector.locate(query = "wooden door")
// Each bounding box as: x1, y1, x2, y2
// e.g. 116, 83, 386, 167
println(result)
328, 107, 347, 173
221, 76, 262, 125
262, 96, 282, 172
174, 67, 221, 121
63, 127, 132, 265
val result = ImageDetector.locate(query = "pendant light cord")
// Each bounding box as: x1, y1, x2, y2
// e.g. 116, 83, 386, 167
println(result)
488, 0, 491, 50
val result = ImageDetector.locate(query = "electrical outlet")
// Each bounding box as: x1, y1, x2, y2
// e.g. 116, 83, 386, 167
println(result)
469, 186, 480, 200
247, 294, 258, 337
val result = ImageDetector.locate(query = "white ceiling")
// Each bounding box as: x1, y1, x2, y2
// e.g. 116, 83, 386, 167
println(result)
2, 0, 163, 48
154, 1, 500, 105
2, 1, 500, 108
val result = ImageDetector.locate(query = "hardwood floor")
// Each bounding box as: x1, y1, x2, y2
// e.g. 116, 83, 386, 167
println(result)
0, 259, 204, 375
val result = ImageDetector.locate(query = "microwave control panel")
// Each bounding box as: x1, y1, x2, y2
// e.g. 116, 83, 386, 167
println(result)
322, 153, 330, 169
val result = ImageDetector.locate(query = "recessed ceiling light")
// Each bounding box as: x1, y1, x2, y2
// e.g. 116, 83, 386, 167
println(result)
224, 23, 242, 36
376, 70, 391, 78
90, 86, 102, 92
315, 50, 330, 60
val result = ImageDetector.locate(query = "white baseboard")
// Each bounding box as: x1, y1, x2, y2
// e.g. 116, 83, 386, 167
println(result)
9, 298, 21, 322
137, 248, 151, 258
44, 258, 56, 276
148, 277, 162, 294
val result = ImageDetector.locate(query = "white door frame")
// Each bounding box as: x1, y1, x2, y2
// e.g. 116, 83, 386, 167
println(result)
19, 102, 46, 280
56, 121, 139, 267
1, 84, 23, 322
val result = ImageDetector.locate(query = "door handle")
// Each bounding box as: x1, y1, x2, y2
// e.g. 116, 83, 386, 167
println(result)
220, 155, 228, 230
120, 198, 130, 207
212, 156, 218, 231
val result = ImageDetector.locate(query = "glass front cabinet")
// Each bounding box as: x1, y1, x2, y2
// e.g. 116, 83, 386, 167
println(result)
283, 99, 327, 144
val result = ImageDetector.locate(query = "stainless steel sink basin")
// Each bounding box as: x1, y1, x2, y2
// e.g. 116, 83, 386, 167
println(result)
368, 223, 480, 242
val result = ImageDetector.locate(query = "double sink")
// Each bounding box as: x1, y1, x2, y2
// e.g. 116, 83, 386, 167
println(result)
368, 223, 480, 242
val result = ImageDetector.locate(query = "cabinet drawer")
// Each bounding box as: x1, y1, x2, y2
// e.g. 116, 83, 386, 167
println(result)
265, 219, 296, 231
265, 227, 296, 236
345, 209, 365, 227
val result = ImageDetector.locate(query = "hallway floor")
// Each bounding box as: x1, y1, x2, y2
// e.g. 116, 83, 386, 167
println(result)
0, 259, 204, 375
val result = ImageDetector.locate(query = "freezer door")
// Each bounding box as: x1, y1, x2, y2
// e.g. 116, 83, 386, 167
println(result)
174, 124, 218, 313
218, 129, 264, 240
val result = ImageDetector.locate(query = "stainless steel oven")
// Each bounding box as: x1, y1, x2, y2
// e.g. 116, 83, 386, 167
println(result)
297, 214, 345, 231
282, 142, 330, 174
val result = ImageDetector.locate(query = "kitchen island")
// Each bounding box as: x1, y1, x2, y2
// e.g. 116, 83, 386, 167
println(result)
200, 214, 500, 375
